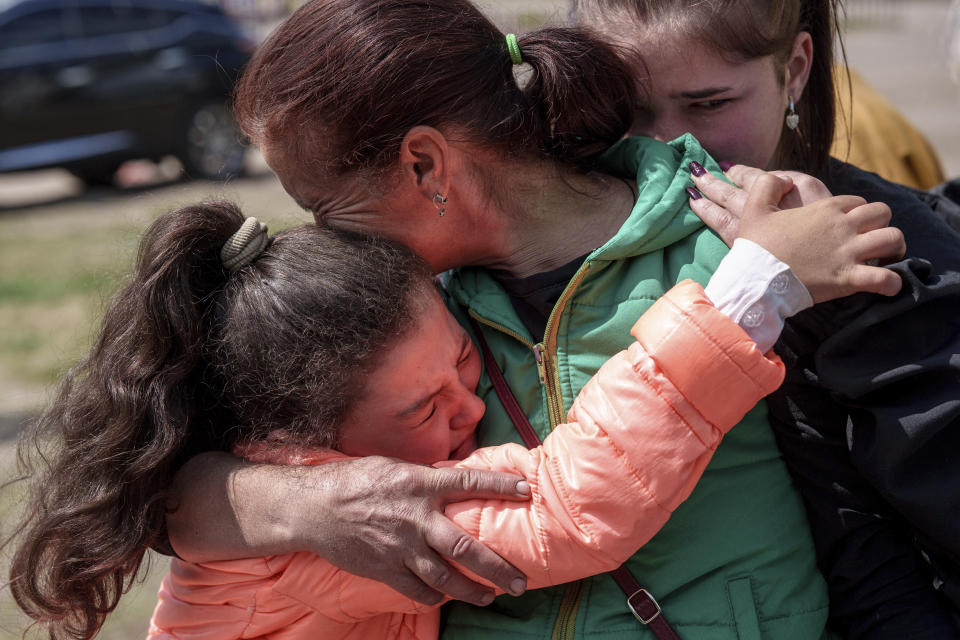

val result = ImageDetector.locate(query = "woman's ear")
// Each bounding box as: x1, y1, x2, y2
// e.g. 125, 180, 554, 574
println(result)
398, 126, 450, 199
785, 31, 814, 102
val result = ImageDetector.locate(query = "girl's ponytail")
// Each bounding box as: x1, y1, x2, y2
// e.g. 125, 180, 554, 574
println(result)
515, 27, 637, 168
8, 201, 243, 640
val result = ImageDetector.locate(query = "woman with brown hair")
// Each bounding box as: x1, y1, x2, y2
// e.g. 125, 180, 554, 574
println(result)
574, 0, 960, 636
154, 0, 917, 638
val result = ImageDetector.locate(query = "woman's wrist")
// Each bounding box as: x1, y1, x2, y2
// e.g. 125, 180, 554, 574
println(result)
167, 452, 328, 561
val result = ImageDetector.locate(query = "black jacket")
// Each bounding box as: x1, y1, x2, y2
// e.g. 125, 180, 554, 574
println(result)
767, 159, 960, 639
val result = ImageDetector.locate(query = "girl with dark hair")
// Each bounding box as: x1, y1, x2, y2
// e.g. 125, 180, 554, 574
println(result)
8, 192, 888, 639
153, 0, 915, 638
573, 0, 946, 184
574, 0, 960, 635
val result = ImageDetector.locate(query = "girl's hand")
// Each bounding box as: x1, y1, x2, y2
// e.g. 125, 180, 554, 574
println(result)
688, 163, 833, 244
688, 165, 905, 304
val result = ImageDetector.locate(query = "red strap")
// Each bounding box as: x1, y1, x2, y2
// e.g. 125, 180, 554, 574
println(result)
609, 566, 682, 640
469, 320, 541, 450
468, 318, 682, 640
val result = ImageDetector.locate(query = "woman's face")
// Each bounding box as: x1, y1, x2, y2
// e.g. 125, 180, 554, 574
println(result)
595, 21, 809, 169
338, 288, 485, 465
263, 139, 483, 273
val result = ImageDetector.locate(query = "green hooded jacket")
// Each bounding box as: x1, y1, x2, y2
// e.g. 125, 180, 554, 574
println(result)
442, 135, 833, 639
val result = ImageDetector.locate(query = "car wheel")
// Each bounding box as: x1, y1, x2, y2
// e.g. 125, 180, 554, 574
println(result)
179, 102, 247, 181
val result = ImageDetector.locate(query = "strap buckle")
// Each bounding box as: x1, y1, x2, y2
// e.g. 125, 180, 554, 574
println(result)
627, 588, 662, 625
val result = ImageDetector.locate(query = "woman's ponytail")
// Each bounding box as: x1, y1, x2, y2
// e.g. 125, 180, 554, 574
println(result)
234, 0, 639, 177
515, 27, 637, 168
8, 201, 243, 640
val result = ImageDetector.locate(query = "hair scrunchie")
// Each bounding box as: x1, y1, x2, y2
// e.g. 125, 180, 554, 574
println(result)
221, 217, 269, 272
505, 33, 523, 65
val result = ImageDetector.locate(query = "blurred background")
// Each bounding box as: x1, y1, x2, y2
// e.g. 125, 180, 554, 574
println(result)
1, 0, 958, 637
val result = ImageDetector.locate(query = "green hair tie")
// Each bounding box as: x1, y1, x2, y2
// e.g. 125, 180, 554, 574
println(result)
505, 33, 523, 65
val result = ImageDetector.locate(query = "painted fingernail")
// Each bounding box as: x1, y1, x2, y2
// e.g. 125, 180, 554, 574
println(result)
689, 161, 706, 177
718, 161, 735, 172
479, 591, 495, 605
516, 480, 530, 496
686, 187, 702, 200
510, 577, 527, 595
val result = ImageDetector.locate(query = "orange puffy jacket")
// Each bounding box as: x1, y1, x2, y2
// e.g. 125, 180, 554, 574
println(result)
148, 280, 784, 640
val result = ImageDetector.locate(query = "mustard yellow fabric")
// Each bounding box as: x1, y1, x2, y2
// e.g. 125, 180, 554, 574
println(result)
832, 67, 945, 189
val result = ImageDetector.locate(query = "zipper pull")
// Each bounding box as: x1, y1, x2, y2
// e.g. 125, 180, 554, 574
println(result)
533, 344, 546, 385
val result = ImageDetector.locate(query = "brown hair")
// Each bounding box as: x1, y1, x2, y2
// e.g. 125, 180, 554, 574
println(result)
234, 0, 638, 179
574, 0, 843, 175
7, 201, 432, 639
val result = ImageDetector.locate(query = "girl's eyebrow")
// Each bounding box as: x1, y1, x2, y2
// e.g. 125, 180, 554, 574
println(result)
674, 86, 732, 99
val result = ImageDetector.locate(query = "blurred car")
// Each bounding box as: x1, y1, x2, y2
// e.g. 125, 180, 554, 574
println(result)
0, 0, 254, 184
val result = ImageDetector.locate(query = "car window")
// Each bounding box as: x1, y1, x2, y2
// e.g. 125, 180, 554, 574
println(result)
1, 9, 70, 47
79, 6, 182, 37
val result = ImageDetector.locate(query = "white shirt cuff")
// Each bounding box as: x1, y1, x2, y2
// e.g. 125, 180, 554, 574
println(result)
705, 238, 814, 352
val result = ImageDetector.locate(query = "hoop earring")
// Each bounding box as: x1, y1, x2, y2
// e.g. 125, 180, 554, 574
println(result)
786, 96, 800, 131
433, 192, 448, 217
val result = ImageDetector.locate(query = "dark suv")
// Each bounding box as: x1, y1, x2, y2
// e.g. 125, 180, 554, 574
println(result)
0, 0, 254, 184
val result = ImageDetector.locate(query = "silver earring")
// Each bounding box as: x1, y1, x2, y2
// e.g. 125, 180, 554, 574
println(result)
433, 192, 448, 217
786, 96, 800, 131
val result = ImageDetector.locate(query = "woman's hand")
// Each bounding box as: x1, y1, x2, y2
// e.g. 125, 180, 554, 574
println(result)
168, 452, 530, 606
687, 164, 905, 304
309, 457, 530, 605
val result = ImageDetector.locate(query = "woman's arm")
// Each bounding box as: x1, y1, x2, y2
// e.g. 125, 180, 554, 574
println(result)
166, 454, 531, 605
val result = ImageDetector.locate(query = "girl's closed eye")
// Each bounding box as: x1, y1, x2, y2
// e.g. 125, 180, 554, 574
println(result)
690, 98, 731, 111
418, 404, 438, 426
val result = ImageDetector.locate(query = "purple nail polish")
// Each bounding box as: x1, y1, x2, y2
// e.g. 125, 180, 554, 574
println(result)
689, 161, 706, 177
686, 186, 702, 200
718, 161, 735, 172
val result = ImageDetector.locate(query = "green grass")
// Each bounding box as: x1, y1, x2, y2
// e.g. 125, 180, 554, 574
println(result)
0, 207, 139, 388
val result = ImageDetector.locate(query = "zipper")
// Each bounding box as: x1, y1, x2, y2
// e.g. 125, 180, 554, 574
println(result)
469, 312, 588, 639
534, 260, 593, 637
467, 309, 534, 351
532, 344, 546, 384
537, 261, 591, 430
468, 309, 547, 391
550, 581, 584, 640
470, 261, 595, 638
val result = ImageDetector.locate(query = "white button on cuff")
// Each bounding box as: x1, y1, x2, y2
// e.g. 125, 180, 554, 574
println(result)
770, 273, 790, 294
742, 307, 765, 328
